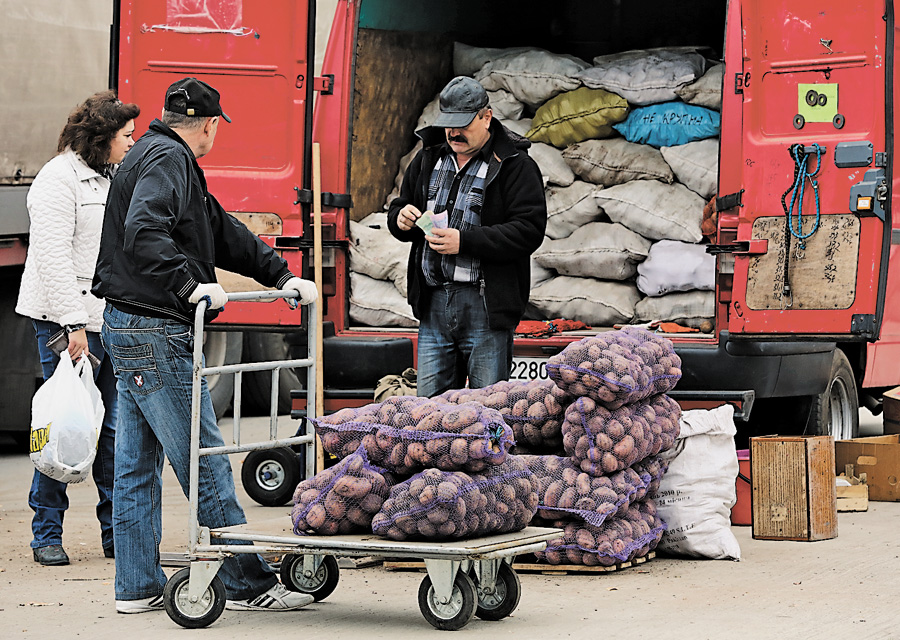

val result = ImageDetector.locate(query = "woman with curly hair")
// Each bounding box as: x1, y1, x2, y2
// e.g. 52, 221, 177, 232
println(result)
16, 90, 140, 566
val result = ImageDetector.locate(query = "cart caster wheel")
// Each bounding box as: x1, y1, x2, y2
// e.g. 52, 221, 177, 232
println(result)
280, 554, 340, 601
474, 563, 521, 620
418, 571, 477, 631
163, 567, 226, 629
242, 447, 301, 506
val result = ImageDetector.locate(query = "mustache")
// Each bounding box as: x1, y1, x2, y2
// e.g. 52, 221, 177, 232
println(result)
448, 134, 468, 143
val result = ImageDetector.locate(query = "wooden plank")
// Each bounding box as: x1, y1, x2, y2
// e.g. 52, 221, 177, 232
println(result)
382, 552, 654, 575
806, 436, 838, 540
836, 485, 868, 512
745, 215, 859, 310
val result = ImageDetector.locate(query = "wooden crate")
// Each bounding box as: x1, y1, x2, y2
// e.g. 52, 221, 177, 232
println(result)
750, 435, 837, 541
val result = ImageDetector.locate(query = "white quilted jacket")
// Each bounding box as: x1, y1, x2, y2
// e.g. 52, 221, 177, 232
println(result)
16, 149, 109, 332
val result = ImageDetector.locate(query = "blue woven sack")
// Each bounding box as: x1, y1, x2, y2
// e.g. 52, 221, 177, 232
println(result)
613, 102, 720, 148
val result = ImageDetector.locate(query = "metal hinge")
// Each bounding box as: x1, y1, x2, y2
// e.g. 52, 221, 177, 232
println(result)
314, 74, 335, 95
716, 189, 744, 211
851, 314, 876, 337
293, 187, 352, 209
875, 152, 888, 167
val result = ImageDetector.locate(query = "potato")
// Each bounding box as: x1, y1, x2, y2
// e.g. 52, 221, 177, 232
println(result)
305, 504, 327, 529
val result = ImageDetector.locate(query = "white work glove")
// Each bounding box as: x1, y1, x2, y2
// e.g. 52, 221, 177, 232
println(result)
283, 276, 318, 309
188, 283, 228, 310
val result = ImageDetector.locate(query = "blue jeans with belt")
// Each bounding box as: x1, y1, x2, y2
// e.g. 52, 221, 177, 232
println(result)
101, 304, 276, 601
416, 282, 513, 398
29, 320, 117, 552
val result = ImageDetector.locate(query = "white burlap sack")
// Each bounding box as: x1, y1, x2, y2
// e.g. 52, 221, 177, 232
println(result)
531, 254, 555, 289
595, 180, 705, 242
488, 89, 525, 121
350, 272, 418, 328
475, 49, 589, 108
545, 181, 605, 240
535, 222, 651, 280
660, 138, 719, 200
576, 47, 707, 105
563, 138, 674, 187
529, 276, 640, 326
350, 213, 409, 297
634, 290, 715, 327
637, 240, 716, 297
656, 404, 741, 560
676, 63, 724, 110
499, 119, 574, 187
453, 42, 533, 77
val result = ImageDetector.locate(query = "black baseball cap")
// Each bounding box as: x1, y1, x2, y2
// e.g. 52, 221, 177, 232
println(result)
164, 77, 232, 123
432, 76, 490, 128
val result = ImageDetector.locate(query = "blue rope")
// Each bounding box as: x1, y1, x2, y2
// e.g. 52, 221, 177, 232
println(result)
786, 143, 823, 249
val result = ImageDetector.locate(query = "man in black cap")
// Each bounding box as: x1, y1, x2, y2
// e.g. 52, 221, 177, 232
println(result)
93, 77, 318, 614
387, 76, 547, 397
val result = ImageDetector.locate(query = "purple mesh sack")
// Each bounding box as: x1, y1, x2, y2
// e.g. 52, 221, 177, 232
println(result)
562, 393, 681, 475
312, 396, 515, 475
535, 499, 665, 566
291, 446, 393, 535
371, 456, 539, 541
437, 379, 572, 453
546, 327, 682, 409
632, 455, 670, 500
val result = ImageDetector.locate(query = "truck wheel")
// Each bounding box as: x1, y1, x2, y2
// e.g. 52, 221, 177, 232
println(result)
805, 349, 859, 440
241, 447, 301, 506
242, 332, 303, 415
203, 331, 242, 420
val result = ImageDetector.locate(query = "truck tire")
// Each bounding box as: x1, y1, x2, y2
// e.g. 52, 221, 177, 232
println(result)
242, 332, 303, 415
203, 331, 242, 420
805, 349, 859, 440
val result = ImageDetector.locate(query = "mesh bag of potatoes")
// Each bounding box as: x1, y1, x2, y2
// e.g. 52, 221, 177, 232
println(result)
631, 455, 670, 500
437, 379, 572, 453
291, 446, 394, 535
371, 456, 540, 541
311, 396, 515, 475
535, 499, 665, 566
562, 393, 681, 475
546, 327, 682, 409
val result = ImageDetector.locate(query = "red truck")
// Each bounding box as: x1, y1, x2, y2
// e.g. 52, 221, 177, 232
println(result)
8, 0, 898, 469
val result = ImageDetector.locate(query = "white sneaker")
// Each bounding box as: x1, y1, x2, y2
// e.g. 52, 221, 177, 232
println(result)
225, 582, 314, 611
116, 594, 165, 614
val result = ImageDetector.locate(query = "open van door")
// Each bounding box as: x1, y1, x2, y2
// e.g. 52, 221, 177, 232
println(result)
117, 0, 313, 326
724, 0, 892, 340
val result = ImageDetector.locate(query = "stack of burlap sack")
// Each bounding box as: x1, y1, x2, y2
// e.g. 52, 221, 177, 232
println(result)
291, 327, 681, 567
350, 44, 723, 330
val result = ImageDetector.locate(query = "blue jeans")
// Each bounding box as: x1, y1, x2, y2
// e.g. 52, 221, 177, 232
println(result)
416, 283, 513, 398
101, 304, 276, 601
29, 320, 117, 552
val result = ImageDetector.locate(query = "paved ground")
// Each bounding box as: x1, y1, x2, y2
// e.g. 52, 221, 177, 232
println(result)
2, 410, 898, 639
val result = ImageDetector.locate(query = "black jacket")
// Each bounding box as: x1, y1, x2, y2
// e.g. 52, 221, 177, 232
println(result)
92, 120, 293, 324
387, 119, 547, 330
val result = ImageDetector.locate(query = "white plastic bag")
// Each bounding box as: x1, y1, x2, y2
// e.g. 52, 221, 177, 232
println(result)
29, 354, 104, 484
655, 404, 741, 560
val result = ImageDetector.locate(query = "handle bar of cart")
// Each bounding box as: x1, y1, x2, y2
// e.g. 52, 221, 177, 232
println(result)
188, 289, 318, 558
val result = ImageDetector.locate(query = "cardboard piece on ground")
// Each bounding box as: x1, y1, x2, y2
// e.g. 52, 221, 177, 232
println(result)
834, 435, 900, 501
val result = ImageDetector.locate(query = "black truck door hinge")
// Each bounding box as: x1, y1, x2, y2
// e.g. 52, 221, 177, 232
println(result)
716, 189, 744, 212
851, 314, 877, 337
294, 187, 352, 209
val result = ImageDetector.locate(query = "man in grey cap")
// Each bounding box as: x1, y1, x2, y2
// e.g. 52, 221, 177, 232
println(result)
388, 76, 547, 397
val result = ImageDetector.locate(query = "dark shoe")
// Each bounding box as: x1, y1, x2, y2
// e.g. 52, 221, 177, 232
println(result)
33, 545, 69, 566
103, 546, 115, 559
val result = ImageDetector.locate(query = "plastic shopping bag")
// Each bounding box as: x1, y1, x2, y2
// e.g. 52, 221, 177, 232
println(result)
29, 354, 105, 483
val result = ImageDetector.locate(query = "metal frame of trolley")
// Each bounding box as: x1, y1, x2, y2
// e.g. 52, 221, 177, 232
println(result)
162, 290, 560, 630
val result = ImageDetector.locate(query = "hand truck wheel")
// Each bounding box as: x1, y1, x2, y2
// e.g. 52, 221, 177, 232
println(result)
417, 570, 477, 631
280, 554, 340, 601
241, 447, 301, 507
163, 567, 226, 628
474, 562, 521, 620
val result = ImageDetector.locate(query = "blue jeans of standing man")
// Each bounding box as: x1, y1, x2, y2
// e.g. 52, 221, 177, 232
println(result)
416, 282, 513, 398
29, 320, 117, 553
101, 304, 276, 601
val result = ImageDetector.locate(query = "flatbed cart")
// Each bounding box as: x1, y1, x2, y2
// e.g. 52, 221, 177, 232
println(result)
165, 290, 562, 630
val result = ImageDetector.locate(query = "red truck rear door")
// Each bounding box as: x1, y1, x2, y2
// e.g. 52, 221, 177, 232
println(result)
725, 0, 892, 340
117, 0, 312, 326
